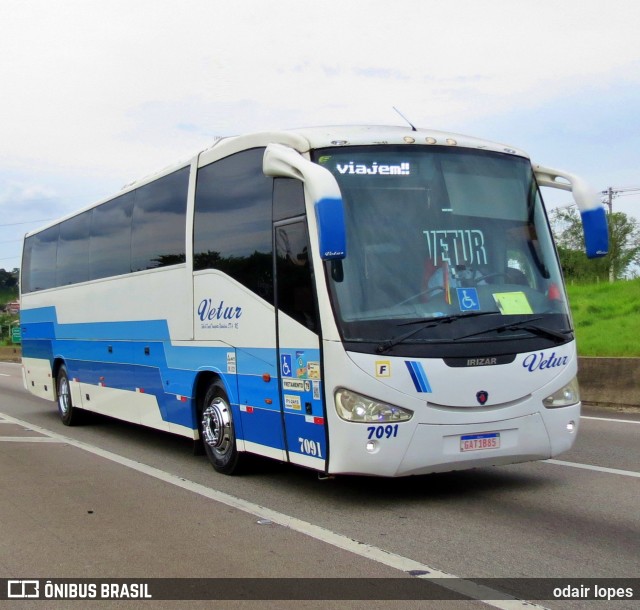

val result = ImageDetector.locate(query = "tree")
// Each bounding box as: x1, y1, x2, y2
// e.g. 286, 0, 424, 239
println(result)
0, 268, 19, 289
549, 208, 640, 282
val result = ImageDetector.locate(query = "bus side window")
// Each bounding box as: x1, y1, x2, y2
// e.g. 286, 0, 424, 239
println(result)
89, 192, 134, 280
57, 211, 91, 286
194, 148, 274, 304
131, 167, 189, 271
273, 178, 305, 221
275, 222, 319, 332
22, 225, 59, 292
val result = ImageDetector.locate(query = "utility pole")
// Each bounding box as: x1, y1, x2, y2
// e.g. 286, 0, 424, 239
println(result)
606, 187, 613, 215
600, 186, 640, 283
601, 186, 640, 213
606, 187, 614, 283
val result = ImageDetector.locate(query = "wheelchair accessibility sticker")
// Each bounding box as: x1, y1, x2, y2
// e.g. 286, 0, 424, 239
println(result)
456, 287, 480, 311
281, 354, 293, 377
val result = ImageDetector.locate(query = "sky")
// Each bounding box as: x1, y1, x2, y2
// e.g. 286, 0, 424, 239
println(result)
1, 0, 640, 271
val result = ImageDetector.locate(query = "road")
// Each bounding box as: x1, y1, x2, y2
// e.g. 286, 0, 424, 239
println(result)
0, 361, 638, 609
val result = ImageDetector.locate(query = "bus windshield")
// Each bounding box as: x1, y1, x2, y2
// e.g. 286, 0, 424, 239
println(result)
313, 145, 571, 356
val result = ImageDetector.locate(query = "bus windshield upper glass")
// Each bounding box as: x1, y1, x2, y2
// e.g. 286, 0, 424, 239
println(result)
313, 145, 570, 355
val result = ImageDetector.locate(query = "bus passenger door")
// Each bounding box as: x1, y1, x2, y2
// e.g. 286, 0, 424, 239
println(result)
274, 220, 327, 472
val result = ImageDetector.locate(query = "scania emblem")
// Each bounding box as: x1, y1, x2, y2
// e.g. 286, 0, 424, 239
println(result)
476, 391, 489, 405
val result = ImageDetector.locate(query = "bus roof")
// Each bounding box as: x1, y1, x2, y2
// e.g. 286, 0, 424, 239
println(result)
200, 125, 529, 162
288, 125, 528, 157
24, 125, 530, 238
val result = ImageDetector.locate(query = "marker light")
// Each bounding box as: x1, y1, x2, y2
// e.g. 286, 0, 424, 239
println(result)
566, 420, 576, 433
425, 137, 437, 145
445, 138, 457, 146
543, 377, 580, 408
335, 388, 413, 423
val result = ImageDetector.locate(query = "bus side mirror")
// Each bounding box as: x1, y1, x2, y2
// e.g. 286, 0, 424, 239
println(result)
315, 197, 346, 260
534, 164, 609, 259
580, 207, 609, 259
264, 143, 347, 260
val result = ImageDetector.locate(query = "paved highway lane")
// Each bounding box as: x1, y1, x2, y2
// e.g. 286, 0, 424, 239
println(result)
1, 362, 638, 609
557, 408, 640, 473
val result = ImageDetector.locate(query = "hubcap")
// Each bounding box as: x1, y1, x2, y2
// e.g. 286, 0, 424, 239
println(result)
201, 398, 232, 455
58, 377, 70, 415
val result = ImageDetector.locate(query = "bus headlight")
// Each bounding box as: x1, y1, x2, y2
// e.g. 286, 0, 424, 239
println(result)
543, 377, 580, 408
334, 388, 413, 422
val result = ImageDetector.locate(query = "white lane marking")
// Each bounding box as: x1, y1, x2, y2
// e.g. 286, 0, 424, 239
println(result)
0, 436, 65, 442
0, 373, 11, 377
545, 459, 640, 478
0, 412, 543, 610
582, 416, 640, 425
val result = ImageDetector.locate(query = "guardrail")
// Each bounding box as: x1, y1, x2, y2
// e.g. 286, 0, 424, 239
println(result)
578, 357, 640, 408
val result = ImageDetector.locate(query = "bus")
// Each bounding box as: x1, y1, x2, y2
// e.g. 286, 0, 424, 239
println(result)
20, 125, 608, 477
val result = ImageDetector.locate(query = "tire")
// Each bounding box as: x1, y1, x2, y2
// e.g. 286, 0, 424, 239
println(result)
56, 364, 82, 426
199, 382, 244, 475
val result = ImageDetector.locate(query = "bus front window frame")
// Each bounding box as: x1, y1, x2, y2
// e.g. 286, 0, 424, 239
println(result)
312, 145, 572, 357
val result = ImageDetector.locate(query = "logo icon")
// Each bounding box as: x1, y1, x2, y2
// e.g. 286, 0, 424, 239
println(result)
375, 361, 391, 377
456, 287, 480, 312
8, 580, 39, 598
476, 390, 489, 405
281, 354, 293, 377
405, 361, 432, 393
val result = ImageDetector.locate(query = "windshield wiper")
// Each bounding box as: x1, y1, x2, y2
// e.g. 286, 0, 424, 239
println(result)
376, 311, 498, 353
455, 318, 571, 343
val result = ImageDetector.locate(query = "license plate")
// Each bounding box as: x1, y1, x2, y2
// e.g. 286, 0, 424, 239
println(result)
460, 432, 500, 452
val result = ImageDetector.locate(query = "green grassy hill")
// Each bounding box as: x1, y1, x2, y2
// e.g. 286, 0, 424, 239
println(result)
566, 278, 640, 357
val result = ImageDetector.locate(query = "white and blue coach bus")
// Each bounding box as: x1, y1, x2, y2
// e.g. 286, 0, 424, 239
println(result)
20, 126, 608, 477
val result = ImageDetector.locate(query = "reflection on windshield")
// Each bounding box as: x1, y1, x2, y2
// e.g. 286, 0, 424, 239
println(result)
313, 145, 570, 350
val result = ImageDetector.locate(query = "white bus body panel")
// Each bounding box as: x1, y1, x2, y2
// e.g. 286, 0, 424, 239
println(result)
322, 340, 580, 476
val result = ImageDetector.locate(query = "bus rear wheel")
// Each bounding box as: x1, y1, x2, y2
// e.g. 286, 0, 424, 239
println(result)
200, 382, 243, 475
56, 364, 82, 426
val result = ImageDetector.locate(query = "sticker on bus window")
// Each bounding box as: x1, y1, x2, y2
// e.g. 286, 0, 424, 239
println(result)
284, 394, 302, 410
296, 351, 307, 378
283, 379, 305, 392
493, 292, 533, 315
423, 229, 487, 266
456, 288, 480, 312
307, 361, 321, 379
281, 354, 293, 377
226, 352, 236, 374
334, 161, 411, 176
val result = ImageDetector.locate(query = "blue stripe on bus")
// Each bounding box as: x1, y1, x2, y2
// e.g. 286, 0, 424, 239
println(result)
20, 307, 323, 457
22, 338, 54, 361
239, 405, 286, 449
405, 361, 432, 393
283, 411, 326, 460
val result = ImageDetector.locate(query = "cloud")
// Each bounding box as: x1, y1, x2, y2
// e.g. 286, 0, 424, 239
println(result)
1, 0, 640, 266
0, 182, 57, 208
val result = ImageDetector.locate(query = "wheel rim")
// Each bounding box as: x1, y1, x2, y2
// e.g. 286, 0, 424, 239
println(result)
58, 376, 71, 416
201, 397, 232, 457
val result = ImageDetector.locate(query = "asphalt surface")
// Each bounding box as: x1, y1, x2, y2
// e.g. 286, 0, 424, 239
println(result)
0, 361, 638, 610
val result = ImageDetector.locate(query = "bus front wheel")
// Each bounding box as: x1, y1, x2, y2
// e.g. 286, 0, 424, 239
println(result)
200, 382, 243, 475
